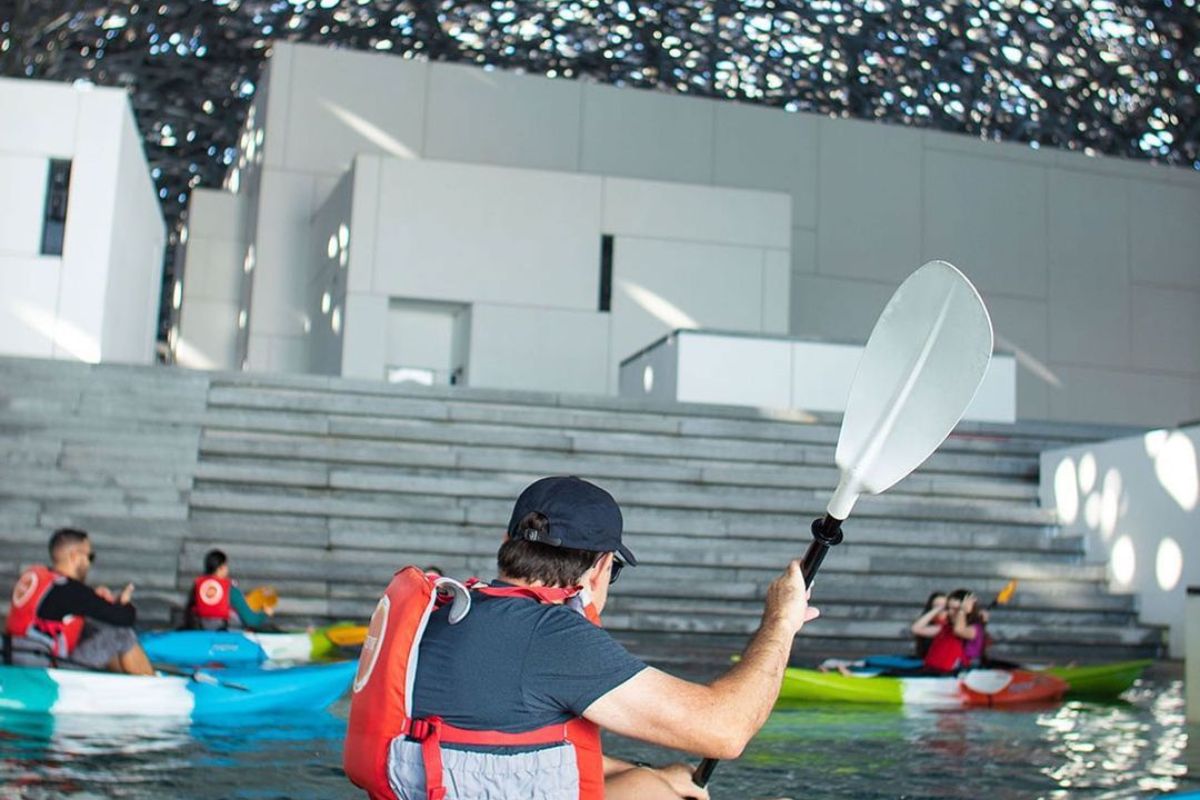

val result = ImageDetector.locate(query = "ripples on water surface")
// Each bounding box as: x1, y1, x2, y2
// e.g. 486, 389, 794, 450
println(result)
1, 674, 1197, 799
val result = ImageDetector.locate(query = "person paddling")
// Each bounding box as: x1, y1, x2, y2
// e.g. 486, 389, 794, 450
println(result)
344, 476, 820, 800
184, 549, 274, 631
3, 528, 154, 675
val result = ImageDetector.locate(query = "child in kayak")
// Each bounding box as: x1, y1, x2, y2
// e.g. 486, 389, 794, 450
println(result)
184, 549, 274, 631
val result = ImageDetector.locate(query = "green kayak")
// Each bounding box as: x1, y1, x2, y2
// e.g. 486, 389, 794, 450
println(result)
1039, 659, 1153, 698
776, 660, 1151, 706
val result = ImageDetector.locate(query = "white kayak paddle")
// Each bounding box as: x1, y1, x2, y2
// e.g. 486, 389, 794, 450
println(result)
693, 260, 994, 788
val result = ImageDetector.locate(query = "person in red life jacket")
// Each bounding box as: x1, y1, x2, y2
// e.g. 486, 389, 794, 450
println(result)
344, 475, 820, 800
3, 528, 153, 675
910, 590, 948, 660
912, 588, 980, 673
184, 549, 273, 631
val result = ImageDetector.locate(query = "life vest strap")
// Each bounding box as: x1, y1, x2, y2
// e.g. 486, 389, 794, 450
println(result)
408, 716, 570, 800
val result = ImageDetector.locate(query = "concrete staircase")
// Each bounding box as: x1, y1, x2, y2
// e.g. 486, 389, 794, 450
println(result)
0, 355, 1164, 663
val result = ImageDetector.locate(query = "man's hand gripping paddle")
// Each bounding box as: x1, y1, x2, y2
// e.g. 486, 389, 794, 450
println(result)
692, 260, 995, 788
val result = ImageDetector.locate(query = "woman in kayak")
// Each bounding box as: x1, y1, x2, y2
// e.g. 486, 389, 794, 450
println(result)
184, 549, 275, 631
912, 590, 948, 659
912, 589, 984, 673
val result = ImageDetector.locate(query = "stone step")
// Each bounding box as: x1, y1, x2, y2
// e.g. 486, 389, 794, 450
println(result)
205, 378, 1130, 456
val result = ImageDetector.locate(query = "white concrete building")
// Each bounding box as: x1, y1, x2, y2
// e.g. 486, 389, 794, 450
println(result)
179, 42, 1200, 427
0, 78, 166, 364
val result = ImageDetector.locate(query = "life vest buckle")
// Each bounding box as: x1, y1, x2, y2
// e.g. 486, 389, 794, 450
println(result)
408, 716, 441, 742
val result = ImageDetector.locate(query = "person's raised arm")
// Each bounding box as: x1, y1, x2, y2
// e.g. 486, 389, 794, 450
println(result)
951, 608, 978, 641
583, 560, 817, 760
911, 607, 943, 638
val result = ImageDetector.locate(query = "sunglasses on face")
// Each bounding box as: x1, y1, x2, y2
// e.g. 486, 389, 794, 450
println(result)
609, 557, 625, 585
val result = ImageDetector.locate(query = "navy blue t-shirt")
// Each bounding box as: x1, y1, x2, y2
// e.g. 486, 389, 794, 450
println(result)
411, 583, 646, 733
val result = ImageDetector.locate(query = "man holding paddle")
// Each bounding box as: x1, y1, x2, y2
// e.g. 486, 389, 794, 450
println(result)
345, 476, 819, 800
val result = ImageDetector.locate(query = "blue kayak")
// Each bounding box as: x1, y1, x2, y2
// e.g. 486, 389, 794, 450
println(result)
139, 627, 349, 667
0, 661, 355, 719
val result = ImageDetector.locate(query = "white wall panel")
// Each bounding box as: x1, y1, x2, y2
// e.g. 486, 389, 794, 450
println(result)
177, 300, 239, 370
1129, 181, 1200, 290
425, 63, 581, 172
346, 156, 381, 294
183, 237, 244, 301
790, 274, 894, 343
816, 118, 922, 282
1050, 365, 1194, 426
1047, 169, 1132, 368
0, 155, 47, 257
0, 256, 61, 358
186, 189, 246, 241
713, 101, 819, 229
791, 227, 816, 276
602, 177, 789, 249
676, 335, 793, 408
469, 303, 610, 395
982, 292, 1051, 420
101, 105, 165, 363
0, 78, 77, 157
580, 83, 714, 185
373, 160, 602, 310
281, 44, 428, 174
56, 90, 123, 363
340, 292, 387, 380
762, 250, 790, 334
249, 169, 319, 341
923, 150, 1047, 298
610, 236, 767, 366
1132, 285, 1200, 375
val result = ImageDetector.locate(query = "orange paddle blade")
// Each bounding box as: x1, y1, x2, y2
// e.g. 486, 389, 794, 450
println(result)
244, 585, 279, 613
995, 579, 1018, 606
325, 624, 367, 647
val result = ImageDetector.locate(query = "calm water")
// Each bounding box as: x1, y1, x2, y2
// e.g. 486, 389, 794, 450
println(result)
1, 668, 1197, 799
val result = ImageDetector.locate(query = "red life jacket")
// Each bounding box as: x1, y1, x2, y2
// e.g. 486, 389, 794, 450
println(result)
192, 576, 233, 620
924, 621, 965, 672
4, 565, 85, 657
344, 567, 604, 800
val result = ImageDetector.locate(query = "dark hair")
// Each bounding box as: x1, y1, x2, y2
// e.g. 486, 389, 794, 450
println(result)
423, 565, 445, 577
922, 591, 947, 613
49, 528, 88, 561
204, 549, 228, 575
498, 512, 599, 588
948, 588, 985, 625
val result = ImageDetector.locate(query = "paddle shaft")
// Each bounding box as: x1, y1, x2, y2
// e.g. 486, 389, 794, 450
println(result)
691, 514, 845, 789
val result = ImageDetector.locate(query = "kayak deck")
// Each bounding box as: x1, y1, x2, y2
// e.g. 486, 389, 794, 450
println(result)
0, 661, 355, 718
778, 667, 1069, 707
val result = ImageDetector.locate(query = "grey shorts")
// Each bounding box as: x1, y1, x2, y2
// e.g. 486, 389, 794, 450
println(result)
68, 621, 139, 670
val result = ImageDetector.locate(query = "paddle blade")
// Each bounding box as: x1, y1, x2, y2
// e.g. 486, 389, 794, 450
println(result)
995, 579, 1018, 606
244, 585, 279, 613
830, 261, 993, 518
325, 624, 368, 648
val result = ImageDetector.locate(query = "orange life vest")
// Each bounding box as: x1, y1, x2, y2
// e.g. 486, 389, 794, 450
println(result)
924, 621, 965, 672
4, 565, 85, 657
343, 567, 604, 800
192, 576, 233, 620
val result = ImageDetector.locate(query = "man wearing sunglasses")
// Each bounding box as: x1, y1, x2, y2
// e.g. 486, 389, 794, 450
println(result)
3, 527, 153, 675
380, 475, 818, 800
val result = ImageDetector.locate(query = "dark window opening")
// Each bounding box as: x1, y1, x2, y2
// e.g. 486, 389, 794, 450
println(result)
41, 159, 72, 256
599, 234, 613, 313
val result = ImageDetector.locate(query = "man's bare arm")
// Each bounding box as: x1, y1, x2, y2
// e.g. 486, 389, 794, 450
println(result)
584, 560, 817, 760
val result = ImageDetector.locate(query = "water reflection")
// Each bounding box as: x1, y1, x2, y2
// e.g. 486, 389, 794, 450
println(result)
1, 680, 1196, 799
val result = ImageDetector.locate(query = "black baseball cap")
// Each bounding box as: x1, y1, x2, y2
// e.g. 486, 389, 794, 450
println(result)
507, 476, 637, 566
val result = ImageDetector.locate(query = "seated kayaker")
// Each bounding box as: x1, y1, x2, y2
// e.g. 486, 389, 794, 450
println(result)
345, 476, 821, 800
912, 588, 984, 673
184, 549, 273, 631
3, 528, 153, 675
911, 590, 948, 660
